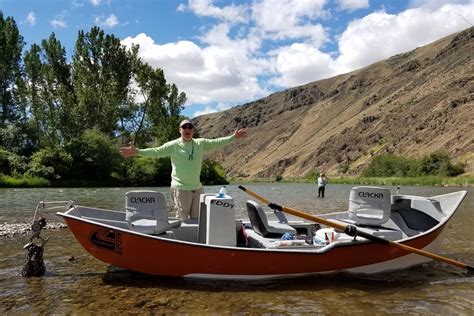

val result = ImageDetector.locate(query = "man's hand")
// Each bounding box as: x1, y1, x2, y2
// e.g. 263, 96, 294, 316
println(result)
119, 143, 137, 158
234, 128, 247, 139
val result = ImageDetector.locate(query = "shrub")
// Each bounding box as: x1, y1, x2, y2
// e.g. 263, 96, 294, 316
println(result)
0, 174, 50, 187
418, 151, 450, 176
27, 147, 73, 181
8, 153, 28, 176
363, 154, 412, 177
65, 129, 122, 180
0, 148, 11, 174
418, 151, 465, 176
362, 151, 465, 178
125, 157, 161, 186
200, 160, 228, 185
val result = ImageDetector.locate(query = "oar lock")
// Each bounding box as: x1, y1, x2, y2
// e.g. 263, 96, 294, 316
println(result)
343, 224, 358, 238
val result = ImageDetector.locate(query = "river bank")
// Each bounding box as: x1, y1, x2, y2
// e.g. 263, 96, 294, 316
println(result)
231, 175, 474, 187
2, 174, 473, 188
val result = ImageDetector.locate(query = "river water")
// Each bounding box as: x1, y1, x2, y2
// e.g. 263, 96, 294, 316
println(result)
0, 184, 473, 314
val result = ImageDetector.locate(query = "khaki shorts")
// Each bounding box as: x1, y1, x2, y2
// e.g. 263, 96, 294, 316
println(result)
171, 187, 204, 219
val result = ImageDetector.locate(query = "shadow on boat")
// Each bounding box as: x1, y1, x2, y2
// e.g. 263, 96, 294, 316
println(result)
100, 262, 472, 292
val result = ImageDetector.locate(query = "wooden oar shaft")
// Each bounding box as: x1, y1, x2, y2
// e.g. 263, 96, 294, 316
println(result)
238, 185, 473, 272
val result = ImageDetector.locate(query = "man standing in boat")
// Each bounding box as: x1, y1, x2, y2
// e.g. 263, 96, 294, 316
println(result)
119, 119, 247, 219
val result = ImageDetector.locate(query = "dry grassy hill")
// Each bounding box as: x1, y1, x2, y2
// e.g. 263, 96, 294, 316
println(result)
194, 27, 474, 180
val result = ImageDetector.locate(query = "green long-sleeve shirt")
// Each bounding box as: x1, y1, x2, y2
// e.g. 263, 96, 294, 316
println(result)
137, 135, 235, 190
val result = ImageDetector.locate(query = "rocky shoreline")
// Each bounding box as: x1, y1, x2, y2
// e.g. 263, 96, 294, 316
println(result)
0, 222, 67, 238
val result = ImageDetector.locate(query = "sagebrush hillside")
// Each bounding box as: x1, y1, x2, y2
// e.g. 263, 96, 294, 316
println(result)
194, 27, 474, 180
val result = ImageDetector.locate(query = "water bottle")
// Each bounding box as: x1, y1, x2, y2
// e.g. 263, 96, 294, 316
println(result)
218, 186, 227, 198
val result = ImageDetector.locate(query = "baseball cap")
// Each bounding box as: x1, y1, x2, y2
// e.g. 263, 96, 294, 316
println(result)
179, 119, 194, 127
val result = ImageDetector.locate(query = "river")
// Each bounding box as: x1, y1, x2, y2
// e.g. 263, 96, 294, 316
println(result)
0, 184, 473, 314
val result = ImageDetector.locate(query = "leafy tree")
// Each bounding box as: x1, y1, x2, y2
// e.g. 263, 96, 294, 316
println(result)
72, 27, 136, 136
23, 44, 43, 147
40, 34, 78, 142
127, 61, 186, 146
0, 12, 25, 148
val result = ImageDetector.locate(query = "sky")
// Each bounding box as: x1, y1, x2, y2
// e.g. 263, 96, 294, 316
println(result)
2, 0, 473, 118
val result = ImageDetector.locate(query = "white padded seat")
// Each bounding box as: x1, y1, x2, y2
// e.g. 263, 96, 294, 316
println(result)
348, 186, 391, 226
125, 190, 180, 234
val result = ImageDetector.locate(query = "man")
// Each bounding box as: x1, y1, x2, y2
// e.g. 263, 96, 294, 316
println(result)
119, 119, 247, 219
317, 173, 327, 198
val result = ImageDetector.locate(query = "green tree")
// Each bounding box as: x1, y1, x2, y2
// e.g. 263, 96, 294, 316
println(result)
41, 34, 78, 142
0, 12, 25, 149
127, 61, 186, 146
23, 44, 43, 148
72, 26, 135, 136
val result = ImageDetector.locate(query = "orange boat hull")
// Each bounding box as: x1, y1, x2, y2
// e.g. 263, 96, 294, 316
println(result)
63, 216, 444, 279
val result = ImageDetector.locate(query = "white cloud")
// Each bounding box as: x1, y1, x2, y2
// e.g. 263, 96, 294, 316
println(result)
269, 43, 336, 87
251, 0, 328, 45
26, 12, 36, 26
122, 28, 270, 107
335, 3, 474, 73
192, 103, 232, 118
95, 14, 119, 28
408, 0, 472, 10
192, 105, 218, 117
181, 0, 249, 23
50, 11, 68, 29
339, 0, 369, 11
338, 0, 369, 11
90, 0, 102, 6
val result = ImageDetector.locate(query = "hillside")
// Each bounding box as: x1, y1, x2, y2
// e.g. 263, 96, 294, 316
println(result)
194, 27, 474, 180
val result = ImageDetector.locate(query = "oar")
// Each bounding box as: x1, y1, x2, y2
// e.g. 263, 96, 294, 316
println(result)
238, 185, 473, 272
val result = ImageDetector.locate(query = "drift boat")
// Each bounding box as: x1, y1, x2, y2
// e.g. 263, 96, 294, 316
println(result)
54, 186, 469, 280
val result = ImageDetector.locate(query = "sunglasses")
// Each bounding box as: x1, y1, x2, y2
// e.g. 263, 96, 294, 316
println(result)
181, 124, 194, 130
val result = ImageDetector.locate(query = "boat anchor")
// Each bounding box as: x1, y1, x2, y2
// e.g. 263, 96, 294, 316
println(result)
21, 217, 48, 277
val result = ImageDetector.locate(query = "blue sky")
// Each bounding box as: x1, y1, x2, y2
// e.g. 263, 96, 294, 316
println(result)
2, 0, 473, 118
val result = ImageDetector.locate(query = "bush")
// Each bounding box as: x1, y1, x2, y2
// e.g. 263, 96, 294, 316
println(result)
200, 160, 228, 185
65, 129, 122, 180
362, 154, 412, 177
27, 147, 73, 181
125, 157, 164, 186
0, 174, 51, 187
362, 151, 465, 178
0, 148, 11, 174
418, 151, 465, 176
9, 155, 29, 176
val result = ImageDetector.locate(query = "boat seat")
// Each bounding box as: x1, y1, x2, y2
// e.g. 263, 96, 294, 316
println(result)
246, 200, 296, 238
348, 186, 391, 226
125, 190, 181, 234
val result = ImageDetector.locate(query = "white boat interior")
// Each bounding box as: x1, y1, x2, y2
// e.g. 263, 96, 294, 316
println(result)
59, 187, 467, 252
